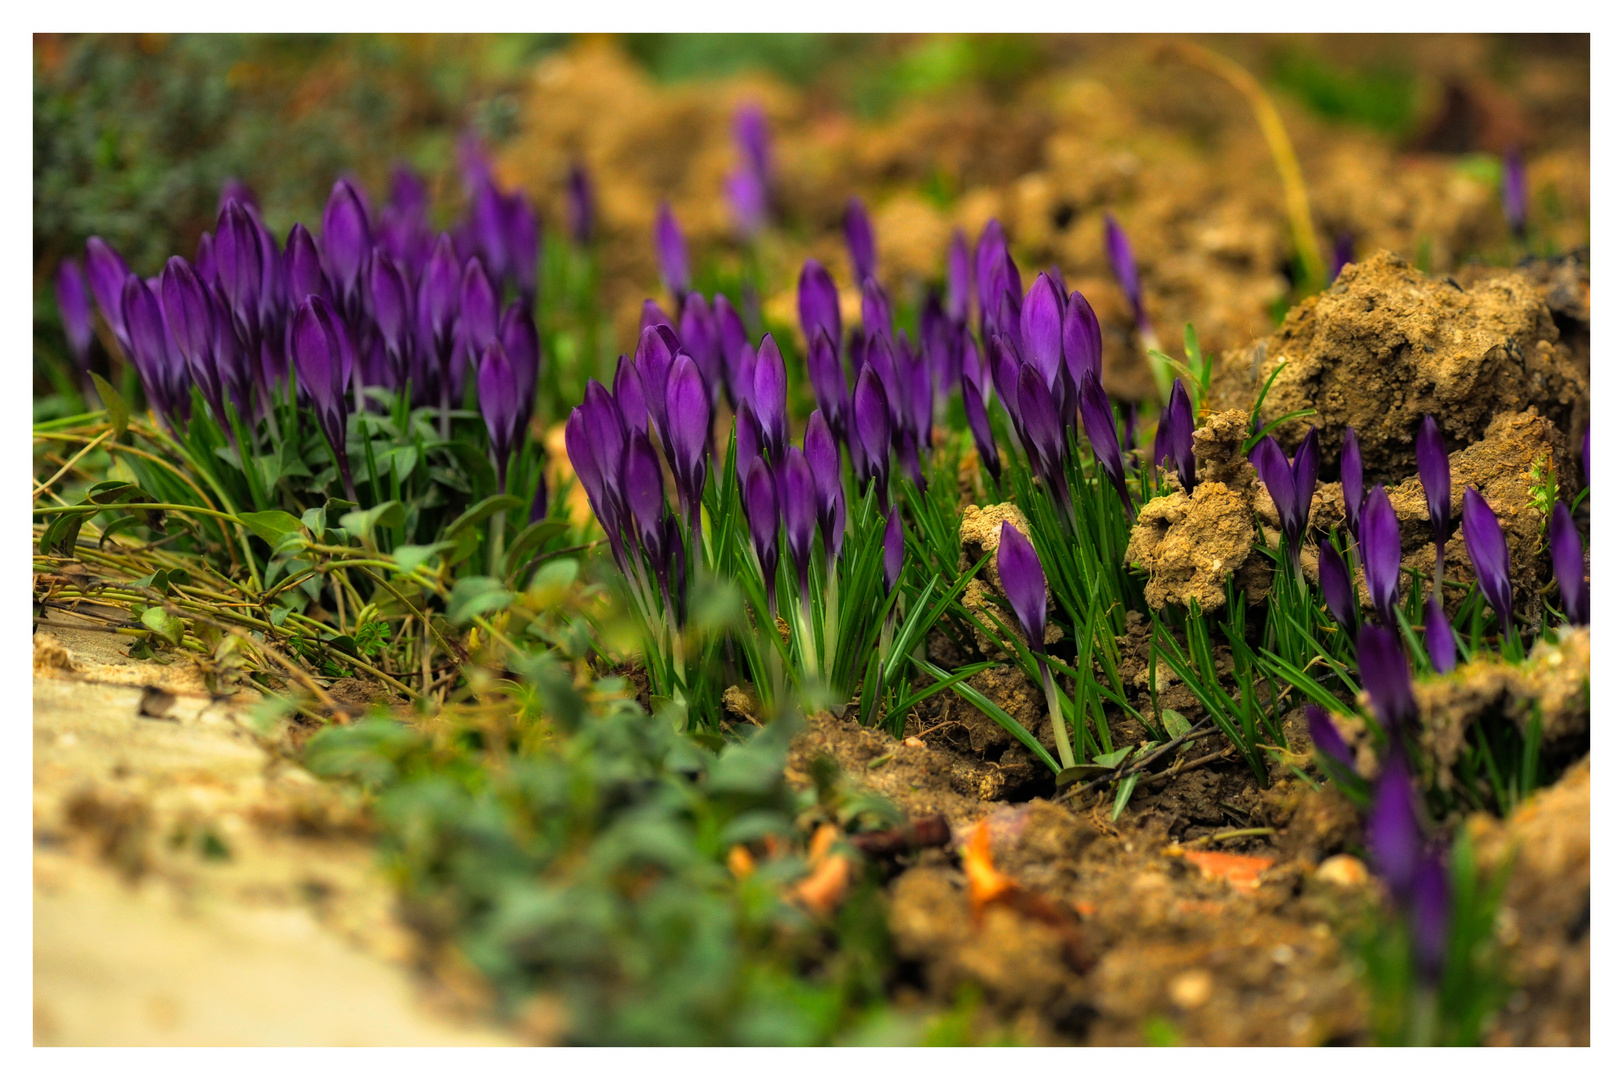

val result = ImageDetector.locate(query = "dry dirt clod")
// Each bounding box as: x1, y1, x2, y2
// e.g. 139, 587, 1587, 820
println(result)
1127, 482, 1256, 613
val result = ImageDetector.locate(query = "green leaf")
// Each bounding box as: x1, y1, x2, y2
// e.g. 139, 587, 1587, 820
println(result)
392, 542, 453, 576
39, 507, 93, 556
1162, 708, 1192, 738
1093, 746, 1133, 769
140, 606, 185, 647
915, 658, 1061, 774
1054, 763, 1110, 788
300, 506, 327, 535
237, 509, 306, 545
1111, 772, 1141, 821
503, 519, 568, 577
444, 494, 522, 540
90, 373, 129, 438
445, 575, 515, 626
339, 500, 405, 541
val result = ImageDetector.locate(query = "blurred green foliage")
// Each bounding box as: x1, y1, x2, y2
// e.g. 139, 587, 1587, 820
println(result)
1268, 46, 1418, 135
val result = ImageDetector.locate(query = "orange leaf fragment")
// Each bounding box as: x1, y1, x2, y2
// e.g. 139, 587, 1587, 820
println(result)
961, 819, 1017, 921
793, 853, 852, 915
727, 844, 756, 879
1181, 850, 1274, 892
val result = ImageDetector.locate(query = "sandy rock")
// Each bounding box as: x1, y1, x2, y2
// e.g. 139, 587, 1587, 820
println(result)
1126, 482, 1255, 613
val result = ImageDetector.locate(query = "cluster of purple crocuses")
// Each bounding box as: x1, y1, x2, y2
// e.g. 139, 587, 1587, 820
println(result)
57, 151, 544, 508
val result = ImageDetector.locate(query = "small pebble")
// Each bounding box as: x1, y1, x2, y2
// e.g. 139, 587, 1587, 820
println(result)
1315, 854, 1369, 888
903, 736, 925, 748
1168, 969, 1213, 1009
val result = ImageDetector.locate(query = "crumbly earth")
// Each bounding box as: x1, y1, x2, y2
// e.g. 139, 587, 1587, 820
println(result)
1127, 482, 1256, 613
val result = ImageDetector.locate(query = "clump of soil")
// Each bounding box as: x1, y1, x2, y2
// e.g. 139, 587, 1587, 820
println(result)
1127, 483, 1255, 612
1209, 252, 1587, 484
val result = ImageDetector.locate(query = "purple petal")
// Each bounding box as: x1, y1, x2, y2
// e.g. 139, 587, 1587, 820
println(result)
623, 428, 668, 560
1462, 486, 1514, 630
85, 237, 133, 349
1417, 416, 1451, 543
1357, 623, 1416, 733
1367, 756, 1422, 900
56, 259, 94, 366
1103, 213, 1143, 324
1305, 704, 1354, 770
1080, 372, 1125, 491
745, 456, 780, 587
780, 446, 817, 584
1360, 485, 1402, 626
1424, 595, 1456, 674
1341, 427, 1364, 538
946, 229, 972, 325
752, 333, 788, 460
1549, 502, 1587, 625
654, 203, 689, 299
962, 373, 1000, 484
852, 365, 891, 495
1017, 362, 1064, 478
613, 354, 648, 435
1167, 379, 1196, 493
807, 329, 847, 437
735, 400, 762, 491
1409, 854, 1451, 984
860, 278, 892, 344
500, 301, 540, 403
844, 198, 875, 283
321, 178, 371, 308
477, 342, 520, 473
1061, 290, 1103, 389
678, 293, 721, 397
1019, 272, 1064, 387
1320, 538, 1358, 635
797, 259, 841, 354
665, 354, 711, 514
566, 162, 595, 246
973, 219, 1008, 332
996, 520, 1048, 650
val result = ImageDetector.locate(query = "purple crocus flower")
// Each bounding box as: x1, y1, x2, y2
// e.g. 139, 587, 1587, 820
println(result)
195, 232, 217, 286
1081, 373, 1133, 523
1461, 486, 1514, 634
460, 258, 500, 357
469, 179, 510, 287
946, 229, 972, 325
665, 354, 710, 539
852, 365, 892, 504
973, 219, 1007, 336
734, 400, 762, 491
1409, 853, 1451, 985
500, 301, 540, 407
735, 102, 771, 186
502, 191, 540, 298
804, 410, 846, 574
1103, 213, 1146, 331
797, 259, 841, 355
85, 237, 134, 351
714, 294, 749, 409
883, 505, 905, 595
286, 223, 329, 305
678, 293, 722, 399
160, 258, 234, 436
1341, 427, 1364, 540
844, 198, 876, 284
321, 178, 371, 321
1305, 704, 1355, 772
366, 253, 413, 387
725, 166, 768, 239
1502, 147, 1527, 240
529, 469, 550, 526
1417, 415, 1451, 587
1360, 485, 1402, 627
752, 334, 788, 462
566, 162, 595, 247
613, 353, 648, 436
418, 234, 462, 423
1357, 623, 1416, 734
996, 520, 1047, 652
745, 456, 780, 615
654, 203, 690, 301
1020, 272, 1065, 389
1255, 428, 1320, 572
215, 201, 266, 349
1165, 379, 1196, 494
1329, 232, 1355, 283
1424, 595, 1456, 674
1549, 502, 1587, 625
1061, 290, 1104, 391
1320, 538, 1358, 636
780, 446, 817, 594
290, 295, 357, 500
119, 275, 176, 423
640, 299, 676, 336
1367, 755, 1422, 900
1018, 363, 1068, 511
962, 374, 1001, 486
860, 278, 893, 345
476, 342, 524, 489
56, 259, 95, 373
806, 329, 847, 443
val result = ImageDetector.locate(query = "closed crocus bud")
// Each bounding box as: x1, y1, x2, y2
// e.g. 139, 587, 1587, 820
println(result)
195, 232, 217, 286
844, 197, 876, 283
1320, 538, 1358, 636
654, 203, 689, 300
635, 325, 678, 449
1357, 623, 1416, 734
1417, 415, 1451, 582
725, 166, 768, 239
993, 252, 1023, 353
1061, 290, 1103, 390
753, 334, 789, 461
1549, 502, 1587, 625
1305, 704, 1355, 772
367, 253, 412, 385
566, 162, 594, 247
947, 229, 972, 325
215, 201, 265, 343
1367, 756, 1422, 901
1081, 373, 1132, 521
973, 219, 1007, 334
996, 520, 1048, 651
962, 373, 1001, 485
1017, 363, 1064, 483
780, 447, 817, 591
1166, 379, 1196, 494
1360, 485, 1401, 627
804, 410, 845, 571
678, 293, 721, 397
418, 234, 461, 369
1153, 408, 1171, 478
613, 354, 648, 435
713, 293, 747, 399
120, 274, 175, 419
641, 299, 676, 335
1409, 853, 1451, 985
1502, 147, 1527, 239
477, 342, 522, 487
988, 335, 1023, 428
745, 456, 780, 613
665, 355, 710, 536
1341, 427, 1364, 538
529, 468, 550, 526
56, 259, 94, 371
1103, 213, 1145, 330
1020, 272, 1065, 387
1424, 595, 1456, 674
290, 296, 357, 499
581, 379, 627, 506
503, 191, 539, 297
860, 278, 893, 344
798, 259, 841, 353
1462, 486, 1515, 634
285, 223, 329, 304
735, 400, 762, 490
883, 505, 905, 595
565, 407, 607, 524
322, 178, 371, 317
623, 429, 669, 577
807, 329, 847, 441
460, 258, 499, 355
86, 237, 134, 350
852, 365, 892, 502
499, 301, 540, 406
902, 340, 933, 449
735, 102, 771, 182
160, 258, 225, 421
1256, 428, 1319, 567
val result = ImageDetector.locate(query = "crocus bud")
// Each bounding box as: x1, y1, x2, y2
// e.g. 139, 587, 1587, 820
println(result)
1329, 232, 1355, 283
1423, 595, 1456, 674
1549, 502, 1588, 625
1020, 273, 1064, 387
735, 102, 771, 183
988, 335, 1022, 428
807, 329, 847, 442
321, 178, 371, 317
1320, 538, 1358, 636
1017, 363, 1065, 486
1409, 853, 1451, 985
86, 237, 133, 351
996, 520, 1047, 651
613, 354, 648, 436
1166, 379, 1196, 494
946, 230, 972, 325
973, 219, 1007, 335
460, 258, 500, 357
500, 301, 540, 406
665, 354, 710, 537
804, 410, 846, 572
1367, 756, 1422, 901
753, 334, 788, 462
1502, 147, 1527, 239
566, 407, 607, 528
1341, 427, 1364, 538
215, 201, 265, 344
735, 400, 762, 491
1062, 291, 1103, 392
725, 166, 768, 239
418, 234, 461, 377
883, 505, 905, 595
195, 232, 217, 286
1461, 486, 1514, 634
290, 295, 356, 497
1305, 704, 1355, 772
780, 447, 817, 592
1360, 485, 1401, 627
567, 162, 595, 247
120, 274, 175, 420
504, 191, 540, 297
635, 324, 678, 450
641, 299, 675, 335
1256, 428, 1319, 568
161, 258, 227, 427
581, 379, 627, 510
477, 342, 522, 488
852, 365, 892, 502
56, 260, 94, 371
285, 223, 329, 304
745, 456, 780, 614
654, 203, 689, 300
798, 259, 841, 353
860, 278, 893, 345
962, 374, 1001, 486
623, 427, 668, 569
1357, 624, 1416, 734
714, 293, 748, 403
1081, 373, 1132, 521
367, 253, 413, 386
1103, 213, 1145, 330
678, 293, 721, 397
844, 198, 875, 283
1417, 415, 1451, 581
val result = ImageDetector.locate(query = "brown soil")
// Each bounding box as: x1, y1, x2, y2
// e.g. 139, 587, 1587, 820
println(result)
1127, 481, 1256, 613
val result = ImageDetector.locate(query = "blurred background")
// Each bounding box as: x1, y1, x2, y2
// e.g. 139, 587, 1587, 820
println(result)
34, 32, 1589, 411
